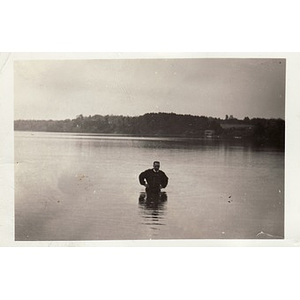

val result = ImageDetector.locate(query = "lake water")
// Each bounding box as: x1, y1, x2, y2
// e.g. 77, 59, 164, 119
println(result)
14, 131, 284, 241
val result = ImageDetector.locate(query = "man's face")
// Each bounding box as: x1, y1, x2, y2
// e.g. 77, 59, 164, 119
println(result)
153, 162, 160, 171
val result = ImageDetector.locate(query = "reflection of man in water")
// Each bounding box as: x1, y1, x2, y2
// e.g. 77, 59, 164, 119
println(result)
139, 161, 168, 193
139, 191, 167, 223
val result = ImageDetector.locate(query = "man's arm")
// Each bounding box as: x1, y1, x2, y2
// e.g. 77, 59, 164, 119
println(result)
160, 172, 168, 188
139, 171, 147, 186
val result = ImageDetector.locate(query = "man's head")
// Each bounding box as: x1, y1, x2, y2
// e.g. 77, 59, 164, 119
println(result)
153, 161, 160, 171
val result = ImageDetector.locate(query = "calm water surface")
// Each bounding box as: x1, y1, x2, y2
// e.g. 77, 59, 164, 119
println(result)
15, 131, 284, 240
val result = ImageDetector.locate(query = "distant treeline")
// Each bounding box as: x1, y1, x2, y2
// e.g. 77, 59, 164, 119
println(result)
14, 113, 285, 147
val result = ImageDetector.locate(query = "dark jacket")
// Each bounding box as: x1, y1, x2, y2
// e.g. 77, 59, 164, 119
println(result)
139, 169, 168, 192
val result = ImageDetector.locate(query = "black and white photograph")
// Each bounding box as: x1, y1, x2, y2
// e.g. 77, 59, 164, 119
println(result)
1, 1, 300, 297
13, 56, 285, 241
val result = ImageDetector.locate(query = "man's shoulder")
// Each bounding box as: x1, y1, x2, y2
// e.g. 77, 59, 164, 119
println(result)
141, 169, 153, 173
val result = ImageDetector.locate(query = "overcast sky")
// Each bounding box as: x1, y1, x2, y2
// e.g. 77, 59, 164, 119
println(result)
14, 58, 285, 120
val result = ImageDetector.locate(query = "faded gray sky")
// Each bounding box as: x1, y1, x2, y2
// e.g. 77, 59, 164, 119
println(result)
14, 58, 285, 120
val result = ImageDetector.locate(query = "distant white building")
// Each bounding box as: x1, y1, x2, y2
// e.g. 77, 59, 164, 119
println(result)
220, 124, 253, 130
204, 130, 215, 138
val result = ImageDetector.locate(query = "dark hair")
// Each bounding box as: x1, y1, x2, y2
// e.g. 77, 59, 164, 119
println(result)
153, 161, 160, 165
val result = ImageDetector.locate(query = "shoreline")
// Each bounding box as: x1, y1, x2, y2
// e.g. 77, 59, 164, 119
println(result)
14, 130, 285, 150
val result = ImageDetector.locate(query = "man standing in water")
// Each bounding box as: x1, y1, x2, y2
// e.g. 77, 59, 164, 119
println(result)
139, 161, 168, 193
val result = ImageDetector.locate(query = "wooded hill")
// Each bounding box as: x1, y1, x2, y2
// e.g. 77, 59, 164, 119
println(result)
14, 112, 285, 147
